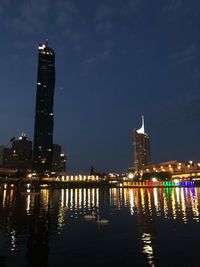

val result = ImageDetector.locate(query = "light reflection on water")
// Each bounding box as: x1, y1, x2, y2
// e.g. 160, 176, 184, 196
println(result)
0, 187, 200, 266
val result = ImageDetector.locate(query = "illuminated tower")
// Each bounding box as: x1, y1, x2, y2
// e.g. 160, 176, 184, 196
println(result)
33, 41, 55, 175
133, 116, 151, 171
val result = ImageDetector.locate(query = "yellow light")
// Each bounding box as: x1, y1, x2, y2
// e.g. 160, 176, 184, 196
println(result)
128, 173, 134, 179
152, 177, 157, 182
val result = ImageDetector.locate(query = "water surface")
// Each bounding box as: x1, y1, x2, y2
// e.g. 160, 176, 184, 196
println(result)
0, 187, 200, 267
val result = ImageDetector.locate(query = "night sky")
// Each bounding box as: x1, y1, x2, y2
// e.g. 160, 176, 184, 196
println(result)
0, 0, 200, 174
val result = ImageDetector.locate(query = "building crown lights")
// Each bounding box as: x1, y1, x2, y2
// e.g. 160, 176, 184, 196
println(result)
136, 115, 146, 134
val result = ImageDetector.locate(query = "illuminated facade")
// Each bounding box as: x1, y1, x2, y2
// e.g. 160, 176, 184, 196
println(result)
142, 160, 200, 180
33, 41, 55, 175
133, 116, 151, 171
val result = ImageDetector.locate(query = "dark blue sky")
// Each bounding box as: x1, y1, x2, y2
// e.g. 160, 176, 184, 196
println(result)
0, 0, 200, 174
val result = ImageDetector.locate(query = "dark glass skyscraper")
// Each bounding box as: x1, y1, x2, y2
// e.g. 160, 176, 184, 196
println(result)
133, 116, 151, 171
33, 41, 55, 175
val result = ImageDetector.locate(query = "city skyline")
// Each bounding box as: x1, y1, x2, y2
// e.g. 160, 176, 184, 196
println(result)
0, 1, 199, 173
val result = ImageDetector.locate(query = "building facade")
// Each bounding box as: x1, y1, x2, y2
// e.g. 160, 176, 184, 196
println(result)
52, 144, 66, 175
0, 146, 11, 168
140, 160, 200, 180
10, 134, 32, 171
33, 41, 55, 175
133, 116, 151, 171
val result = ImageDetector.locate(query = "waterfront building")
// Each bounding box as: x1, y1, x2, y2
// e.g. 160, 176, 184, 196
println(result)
52, 144, 66, 175
133, 116, 151, 171
141, 160, 200, 180
33, 41, 55, 175
0, 145, 12, 168
0, 146, 5, 166
10, 134, 32, 171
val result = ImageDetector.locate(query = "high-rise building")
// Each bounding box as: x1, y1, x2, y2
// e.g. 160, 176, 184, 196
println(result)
10, 134, 32, 171
0, 145, 11, 167
52, 144, 66, 175
33, 41, 55, 175
133, 116, 151, 171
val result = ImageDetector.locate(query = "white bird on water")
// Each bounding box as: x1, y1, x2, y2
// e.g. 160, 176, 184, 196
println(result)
83, 211, 96, 220
96, 215, 109, 224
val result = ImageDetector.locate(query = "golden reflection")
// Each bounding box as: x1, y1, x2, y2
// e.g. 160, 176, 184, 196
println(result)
141, 233, 155, 267
26, 194, 31, 214
129, 189, 135, 215
58, 189, 65, 234
171, 189, 177, 219
109, 187, 200, 223
147, 190, 152, 216
190, 188, 199, 222
153, 188, 158, 211
40, 189, 50, 211
140, 188, 145, 213
163, 191, 168, 219
180, 188, 187, 224
66, 189, 99, 215
9, 190, 14, 208
2, 189, 7, 208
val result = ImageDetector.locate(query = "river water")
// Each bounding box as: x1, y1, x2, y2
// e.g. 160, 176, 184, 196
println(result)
0, 187, 200, 267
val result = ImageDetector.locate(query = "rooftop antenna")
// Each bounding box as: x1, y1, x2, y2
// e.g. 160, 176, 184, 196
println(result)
45, 39, 48, 46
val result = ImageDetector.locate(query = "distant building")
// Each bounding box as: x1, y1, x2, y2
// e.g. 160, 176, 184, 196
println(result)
0, 146, 5, 166
51, 144, 66, 175
0, 146, 11, 167
33, 41, 56, 175
10, 134, 32, 172
133, 116, 151, 171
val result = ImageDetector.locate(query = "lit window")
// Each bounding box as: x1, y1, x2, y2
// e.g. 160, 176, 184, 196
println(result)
41, 158, 46, 163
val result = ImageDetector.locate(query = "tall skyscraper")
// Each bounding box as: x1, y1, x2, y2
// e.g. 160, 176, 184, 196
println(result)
33, 41, 55, 175
133, 116, 151, 171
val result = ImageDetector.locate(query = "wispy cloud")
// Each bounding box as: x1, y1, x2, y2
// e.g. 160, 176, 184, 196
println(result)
172, 44, 197, 65
55, 0, 79, 27
83, 50, 112, 68
0, 0, 82, 51
82, 47, 113, 77
94, 4, 116, 35
4, 0, 50, 35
